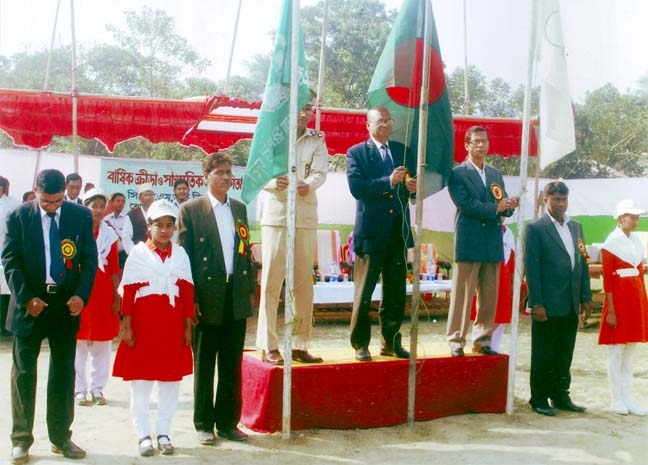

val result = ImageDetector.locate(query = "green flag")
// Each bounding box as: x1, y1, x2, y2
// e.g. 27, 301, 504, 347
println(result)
368, 0, 453, 197
241, 0, 311, 203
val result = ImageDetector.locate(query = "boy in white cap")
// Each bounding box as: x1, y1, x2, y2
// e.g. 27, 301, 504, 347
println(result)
122, 183, 155, 253
113, 199, 194, 456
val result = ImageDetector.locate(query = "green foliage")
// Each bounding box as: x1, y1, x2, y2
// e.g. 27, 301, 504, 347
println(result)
301, 0, 396, 108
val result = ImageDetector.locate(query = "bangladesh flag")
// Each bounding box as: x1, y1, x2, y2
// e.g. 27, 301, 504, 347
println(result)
368, 0, 453, 197
241, 0, 311, 204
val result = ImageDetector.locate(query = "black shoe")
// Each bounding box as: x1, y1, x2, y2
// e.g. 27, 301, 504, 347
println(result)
51, 439, 86, 459
530, 402, 556, 416
292, 349, 323, 363
472, 345, 498, 355
380, 333, 409, 359
552, 399, 586, 413
451, 348, 465, 357
355, 347, 372, 361
217, 427, 249, 443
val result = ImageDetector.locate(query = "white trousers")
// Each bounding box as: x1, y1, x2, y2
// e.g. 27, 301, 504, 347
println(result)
256, 226, 316, 351
130, 380, 180, 439
74, 340, 112, 395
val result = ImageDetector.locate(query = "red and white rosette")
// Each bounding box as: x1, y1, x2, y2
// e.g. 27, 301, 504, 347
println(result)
490, 182, 504, 202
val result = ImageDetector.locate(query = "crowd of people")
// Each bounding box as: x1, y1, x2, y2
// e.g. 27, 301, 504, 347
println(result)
1, 106, 648, 464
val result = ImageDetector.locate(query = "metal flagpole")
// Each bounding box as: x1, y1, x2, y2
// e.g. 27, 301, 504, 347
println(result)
407, 0, 432, 427
282, 0, 300, 440
223, 0, 243, 95
507, 0, 539, 415
70, 0, 79, 172
462, 0, 470, 114
314, 0, 328, 130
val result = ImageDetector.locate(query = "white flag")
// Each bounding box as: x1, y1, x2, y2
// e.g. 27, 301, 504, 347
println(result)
536, 0, 575, 169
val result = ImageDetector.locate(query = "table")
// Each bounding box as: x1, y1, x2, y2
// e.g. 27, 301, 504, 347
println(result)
313, 280, 452, 305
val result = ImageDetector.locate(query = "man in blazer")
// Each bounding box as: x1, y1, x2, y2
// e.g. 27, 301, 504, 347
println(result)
2, 169, 97, 464
525, 180, 592, 416
445, 126, 518, 357
177, 153, 256, 445
346, 107, 417, 362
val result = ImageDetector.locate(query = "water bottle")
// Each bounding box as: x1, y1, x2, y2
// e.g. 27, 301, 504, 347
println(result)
330, 260, 339, 282
426, 258, 436, 280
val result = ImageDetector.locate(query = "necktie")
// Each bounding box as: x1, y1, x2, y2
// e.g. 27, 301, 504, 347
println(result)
48, 212, 65, 284
381, 144, 394, 172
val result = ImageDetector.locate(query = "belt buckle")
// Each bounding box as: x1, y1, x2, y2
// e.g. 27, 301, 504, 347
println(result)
46, 284, 58, 294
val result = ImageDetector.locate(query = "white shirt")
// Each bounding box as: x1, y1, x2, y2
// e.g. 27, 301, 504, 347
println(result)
39, 206, 62, 285
548, 212, 575, 269
207, 191, 235, 275
104, 210, 127, 251
467, 158, 487, 186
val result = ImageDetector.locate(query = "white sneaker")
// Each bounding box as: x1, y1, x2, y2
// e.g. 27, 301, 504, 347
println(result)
75, 392, 89, 406
197, 431, 216, 445
626, 400, 647, 416
611, 400, 629, 415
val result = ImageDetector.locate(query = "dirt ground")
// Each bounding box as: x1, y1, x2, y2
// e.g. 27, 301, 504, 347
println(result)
1, 312, 647, 465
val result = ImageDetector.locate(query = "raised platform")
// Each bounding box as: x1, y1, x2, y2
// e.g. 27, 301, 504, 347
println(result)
241, 344, 508, 432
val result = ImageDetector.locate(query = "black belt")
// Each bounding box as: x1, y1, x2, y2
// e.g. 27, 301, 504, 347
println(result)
45, 284, 60, 294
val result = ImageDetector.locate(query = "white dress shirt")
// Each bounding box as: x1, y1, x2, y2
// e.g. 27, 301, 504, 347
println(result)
207, 191, 235, 275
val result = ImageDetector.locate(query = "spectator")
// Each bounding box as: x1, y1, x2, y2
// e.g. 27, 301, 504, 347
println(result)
0, 176, 21, 338
122, 183, 155, 253
64, 173, 83, 205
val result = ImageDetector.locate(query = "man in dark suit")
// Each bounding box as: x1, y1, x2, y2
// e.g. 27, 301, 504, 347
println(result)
2, 169, 97, 464
525, 181, 592, 416
63, 173, 83, 205
177, 153, 256, 445
445, 126, 518, 357
122, 183, 155, 253
346, 107, 417, 362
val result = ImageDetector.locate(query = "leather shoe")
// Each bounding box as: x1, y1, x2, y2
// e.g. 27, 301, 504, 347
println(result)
292, 349, 323, 363
380, 344, 410, 359
217, 427, 249, 443
10, 446, 28, 465
530, 403, 556, 416
552, 399, 586, 413
451, 348, 465, 357
262, 349, 284, 366
355, 347, 372, 361
51, 439, 86, 460
472, 345, 498, 355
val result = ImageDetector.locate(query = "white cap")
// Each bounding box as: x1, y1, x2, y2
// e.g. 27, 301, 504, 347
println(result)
146, 199, 178, 221
81, 187, 107, 205
137, 183, 154, 195
614, 199, 646, 218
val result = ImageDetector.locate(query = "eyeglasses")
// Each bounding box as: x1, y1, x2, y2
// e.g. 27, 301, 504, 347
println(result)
371, 118, 393, 126
469, 139, 489, 146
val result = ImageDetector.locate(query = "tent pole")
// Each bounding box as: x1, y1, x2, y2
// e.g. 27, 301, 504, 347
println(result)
282, 0, 300, 441
314, 0, 328, 130
507, 0, 539, 415
70, 0, 79, 172
407, 0, 432, 427
223, 0, 243, 95
44, 0, 62, 91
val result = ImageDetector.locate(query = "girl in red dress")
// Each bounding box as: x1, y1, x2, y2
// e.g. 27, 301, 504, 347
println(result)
599, 199, 648, 416
113, 199, 194, 456
75, 189, 120, 406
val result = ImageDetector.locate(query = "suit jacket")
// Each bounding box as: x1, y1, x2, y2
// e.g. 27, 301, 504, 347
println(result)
177, 195, 255, 325
524, 214, 592, 317
346, 139, 415, 254
448, 160, 512, 262
2, 199, 98, 336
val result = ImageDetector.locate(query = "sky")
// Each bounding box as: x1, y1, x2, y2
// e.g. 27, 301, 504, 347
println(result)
0, 0, 646, 103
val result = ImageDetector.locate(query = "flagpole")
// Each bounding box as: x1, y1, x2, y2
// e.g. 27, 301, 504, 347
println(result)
70, 0, 79, 173
507, 0, 539, 415
407, 0, 432, 427
282, 0, 300, 440
314, 0, 328, 130
223, 0, 243, 95
462, 0, 470, 114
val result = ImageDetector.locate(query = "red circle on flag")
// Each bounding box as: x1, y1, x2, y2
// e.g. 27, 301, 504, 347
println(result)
385, 38, 445, 108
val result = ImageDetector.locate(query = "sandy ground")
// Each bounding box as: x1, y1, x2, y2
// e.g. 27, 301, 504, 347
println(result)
1, 312, 647, 465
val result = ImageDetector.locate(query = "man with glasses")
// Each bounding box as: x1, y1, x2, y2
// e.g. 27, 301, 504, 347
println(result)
3, 169, 97, 463
346, 106, 417, 361
64, 173, 83, 205
445, 126, 519, 357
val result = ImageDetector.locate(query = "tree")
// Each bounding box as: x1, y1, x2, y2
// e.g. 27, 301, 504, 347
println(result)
301, 0, 396, 108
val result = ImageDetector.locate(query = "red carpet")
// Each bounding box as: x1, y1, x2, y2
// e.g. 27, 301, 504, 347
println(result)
241, 347, 508, 432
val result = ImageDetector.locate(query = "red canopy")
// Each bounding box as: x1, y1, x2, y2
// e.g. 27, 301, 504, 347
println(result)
0, 89, 537, 160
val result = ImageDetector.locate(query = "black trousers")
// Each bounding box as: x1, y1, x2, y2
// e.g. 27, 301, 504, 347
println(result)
529, 310, 579, 406
192, 284, 246, 433
350, 232, 407, 350
1, 294, 11, 335
11, 300, 77, 448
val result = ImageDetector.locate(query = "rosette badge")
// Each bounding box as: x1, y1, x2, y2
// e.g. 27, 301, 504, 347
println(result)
237, 220, 249, 257
61, 238, 77, 269
490, 182, 504, 201
577, 238, 589, 263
